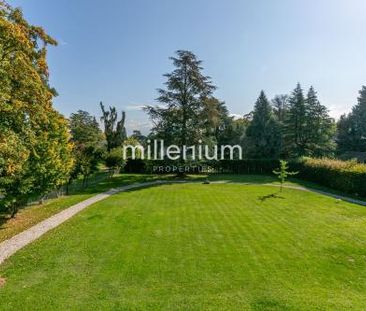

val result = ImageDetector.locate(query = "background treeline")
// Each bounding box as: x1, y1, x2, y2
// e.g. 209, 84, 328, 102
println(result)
1, 1, 365, 218
66, 50, 366, 197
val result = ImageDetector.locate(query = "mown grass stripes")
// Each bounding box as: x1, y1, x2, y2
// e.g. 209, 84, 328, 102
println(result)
1, 183, 366, 310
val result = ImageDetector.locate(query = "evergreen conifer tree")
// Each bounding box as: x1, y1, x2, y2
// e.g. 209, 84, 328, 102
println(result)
246, 91, 281, 158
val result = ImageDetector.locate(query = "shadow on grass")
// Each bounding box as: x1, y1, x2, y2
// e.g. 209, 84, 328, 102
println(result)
207, 174, 366, 202
2, 172, 364, 234
258, 192, 285, 202
208, 174, 277, 184
70, 173, 207, 195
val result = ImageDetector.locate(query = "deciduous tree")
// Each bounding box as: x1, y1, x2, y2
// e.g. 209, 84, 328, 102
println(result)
69, 110, 104, 188
0, 1, 73, 216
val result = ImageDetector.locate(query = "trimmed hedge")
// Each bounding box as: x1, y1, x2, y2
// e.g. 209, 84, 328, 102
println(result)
291, 158, 366, 197
124, 159, 280, 174
123, 157, 366, 197
124, 159, 146, 173
206, 160, 279, 174
140, 159, 280, 175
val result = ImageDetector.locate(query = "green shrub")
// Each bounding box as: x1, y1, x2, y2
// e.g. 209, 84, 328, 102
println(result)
105, 148, 125, 176
124, 159, 146, 173
291, 157, 366, 197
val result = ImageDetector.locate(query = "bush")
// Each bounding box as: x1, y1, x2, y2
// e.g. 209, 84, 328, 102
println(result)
291, 158, 366, 197
105, 148, 125, 176
124, 159, 146, 173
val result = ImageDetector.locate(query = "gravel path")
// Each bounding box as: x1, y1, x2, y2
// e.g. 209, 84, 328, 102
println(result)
0, 180, 365, 265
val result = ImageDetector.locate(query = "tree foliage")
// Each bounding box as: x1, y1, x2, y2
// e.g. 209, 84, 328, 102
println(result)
272, 95, 289, 123
105, 147, 125, 177
69, 110, 104, 187
305, 87, 335, 156
337, 86, 366, 153
283, 84, 335, 157
283, 83, 308, 157
70, 110, 103, 146
273, 160, 298, 192
100, 102, 127, 151
0, 1, 73, 216
246, 91, 281, 158
144, 50, 217, 154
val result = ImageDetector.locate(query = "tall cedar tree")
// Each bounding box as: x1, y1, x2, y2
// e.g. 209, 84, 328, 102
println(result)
246, 91, 281, 158
144, 50, 216, 158
100, 102, 127, 151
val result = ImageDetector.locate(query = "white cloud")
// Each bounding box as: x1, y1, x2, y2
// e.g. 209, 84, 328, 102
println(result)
58, 38, 68, 46
230, 113, 243, 120
124, 103, 167, 111
125, 119, 152, 134
328, 104, 352, 120
125, 104, 145, 111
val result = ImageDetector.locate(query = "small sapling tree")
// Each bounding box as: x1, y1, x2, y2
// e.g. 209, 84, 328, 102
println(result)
273, 160, 298, 192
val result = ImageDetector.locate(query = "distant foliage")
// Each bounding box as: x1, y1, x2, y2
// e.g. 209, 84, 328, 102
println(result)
337, 86, 366, 154
124, 159, 146, 173
246, 91, 281, 158
69, 110, 104, 188
100, 102, 127, 151
105, 148, 125, 176
272, 94, 289, 123
70, 110, 104, 146
283, 84, 335, 158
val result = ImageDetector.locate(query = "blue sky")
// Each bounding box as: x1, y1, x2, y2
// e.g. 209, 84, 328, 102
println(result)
11, 0, 366, 134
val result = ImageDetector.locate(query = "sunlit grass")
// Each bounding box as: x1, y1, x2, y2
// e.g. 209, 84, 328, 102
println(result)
1, 183, 366, 310
0, 173, 175, 242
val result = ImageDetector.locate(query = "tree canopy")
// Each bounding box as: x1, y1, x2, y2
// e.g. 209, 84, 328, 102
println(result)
0, 0, 363, 218
0, 1, 73, 216
100, 102, 127, 152
246, 91, 281, 158
337, 86, 366, 154
144, 50, 217, 150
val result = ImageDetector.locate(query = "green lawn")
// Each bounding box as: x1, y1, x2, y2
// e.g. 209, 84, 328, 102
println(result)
1, 183, 366, 310
0, 173, 181, 243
